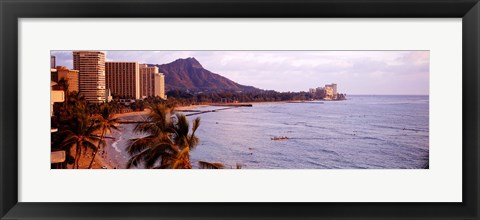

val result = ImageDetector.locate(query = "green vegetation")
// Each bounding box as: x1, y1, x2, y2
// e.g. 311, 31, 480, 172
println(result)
51, 85, 120, 168
52, 87, 226, 169
126, 104, 201, 169
87, 105, 119, 169
52, 91, 107, 168
51, 80, 240, 169
165, 90, 316, 105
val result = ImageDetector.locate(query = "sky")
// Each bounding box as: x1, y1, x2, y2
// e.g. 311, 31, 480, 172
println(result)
51, 50, 429, 95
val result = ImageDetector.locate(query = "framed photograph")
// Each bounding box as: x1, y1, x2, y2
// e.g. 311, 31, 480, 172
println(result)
1, 0, 479, 219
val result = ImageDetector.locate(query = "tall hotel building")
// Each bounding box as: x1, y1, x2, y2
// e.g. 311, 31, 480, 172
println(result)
73, 51, 106, 103
139, 64, 166, 99
155, 72, 166, 100
105, 62, 140, 99
325, 83, 337, 98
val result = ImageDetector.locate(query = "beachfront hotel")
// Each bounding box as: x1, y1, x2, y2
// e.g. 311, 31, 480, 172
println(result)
51, 66, 79, 92
105, 61, 140, 99
155, 72, 166, 100
139, 64, 166, 99
325, 83, 337, 99
308, 83, 345, 100
73, 51, 106, 103
324, 86, 334, 98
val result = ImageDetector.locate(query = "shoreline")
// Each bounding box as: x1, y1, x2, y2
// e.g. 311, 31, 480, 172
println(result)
175, 100, 297, 110
113, 100, 327, 119
112, 104, 211, 119
114, 109, 151, 118
65, 128, 127, 169
67, 135, 118, 169
99, 100, 315, 169
63, 96, 426, 169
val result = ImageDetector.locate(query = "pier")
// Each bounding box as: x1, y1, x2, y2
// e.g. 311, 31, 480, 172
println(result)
184, 107, 235, 116
211, 103, 253, 107
287, 101, 324, 104
118, 104, 252, 124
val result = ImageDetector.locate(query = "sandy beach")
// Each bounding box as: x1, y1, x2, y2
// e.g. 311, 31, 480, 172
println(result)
65, 128, 119, 169
206, 100, 304, 106
67, 150, 115, 169
112, 104, 211, 118
113, 101, 296, 118
114, 109, 151, 118
175, 104, 209, 111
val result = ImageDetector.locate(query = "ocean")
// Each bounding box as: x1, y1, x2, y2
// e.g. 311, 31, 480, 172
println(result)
106, 95, 429, 169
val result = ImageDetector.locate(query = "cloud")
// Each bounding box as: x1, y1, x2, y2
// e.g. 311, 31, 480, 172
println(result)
50, 50, 429, 95
51, 50, 73, 68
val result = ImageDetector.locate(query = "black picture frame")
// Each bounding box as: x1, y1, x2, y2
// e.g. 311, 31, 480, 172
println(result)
1, 0, 479, 219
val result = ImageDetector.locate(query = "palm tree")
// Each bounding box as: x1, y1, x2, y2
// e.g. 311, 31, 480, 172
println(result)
87, 104, 119, 169
59, 103, 103, 169
170, 114, 200, 169
126, 104, 201, 169
126, 104, 176, 168
57, 77, 69, 109
52, 90, 86, 168
67, 91, 85, 107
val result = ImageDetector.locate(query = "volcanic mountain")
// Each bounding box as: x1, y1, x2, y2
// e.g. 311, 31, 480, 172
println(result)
150, 57, 259, 92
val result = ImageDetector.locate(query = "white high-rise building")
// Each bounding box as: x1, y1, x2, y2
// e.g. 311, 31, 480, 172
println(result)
325, 83, 338, 99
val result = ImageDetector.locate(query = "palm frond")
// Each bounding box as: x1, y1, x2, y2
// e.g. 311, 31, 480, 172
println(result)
187, 136, 199, 150
81, 139, 98, 151
59, 132, 78, 149
126, 149, 150, 169
198, 161, 225, 169
187, 118, 201, 149
126, 136, 155, 155
174, 114, 190, 136
145, 143, 178, 169
191, 117, 201, 134
134, 122, 160, 135
171, 147, 191, 169
125, 104, 203, 169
